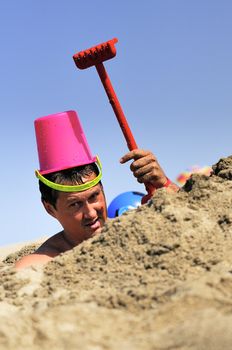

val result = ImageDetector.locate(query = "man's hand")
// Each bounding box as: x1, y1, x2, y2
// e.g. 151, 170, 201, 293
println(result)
120, 149, 168, 188
120, 149, 179, 195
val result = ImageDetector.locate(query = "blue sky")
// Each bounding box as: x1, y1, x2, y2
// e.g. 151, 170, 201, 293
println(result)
1, 0, 231, 245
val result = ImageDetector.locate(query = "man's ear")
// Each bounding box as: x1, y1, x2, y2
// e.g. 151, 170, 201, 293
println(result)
42, 201, 57, 218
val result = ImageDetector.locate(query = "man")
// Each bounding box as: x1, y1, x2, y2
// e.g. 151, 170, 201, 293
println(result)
15, 111, 178, 269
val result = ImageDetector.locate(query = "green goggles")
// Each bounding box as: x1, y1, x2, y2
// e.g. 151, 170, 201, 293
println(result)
35, 156, 102, 192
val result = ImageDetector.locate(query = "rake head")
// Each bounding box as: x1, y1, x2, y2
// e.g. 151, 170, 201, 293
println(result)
73, 38, 118, 70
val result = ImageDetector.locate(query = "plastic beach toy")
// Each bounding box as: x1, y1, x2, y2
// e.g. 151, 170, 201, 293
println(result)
34, 110, 97, 175
176, 165, 212, 185
73, 38, 156, 203
107, 191, 145, 218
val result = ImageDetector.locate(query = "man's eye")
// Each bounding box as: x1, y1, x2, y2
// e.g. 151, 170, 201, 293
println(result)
90, 192, 99, 201
69, 202, 80, 208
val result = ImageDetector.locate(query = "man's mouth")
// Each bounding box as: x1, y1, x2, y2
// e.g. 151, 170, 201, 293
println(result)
84, 218, 101, 230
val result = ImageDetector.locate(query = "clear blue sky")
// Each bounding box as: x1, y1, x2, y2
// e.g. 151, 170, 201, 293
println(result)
1, 0, 231, 245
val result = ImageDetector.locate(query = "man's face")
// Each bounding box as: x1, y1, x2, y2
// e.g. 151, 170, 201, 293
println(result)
45, 174, 107, 244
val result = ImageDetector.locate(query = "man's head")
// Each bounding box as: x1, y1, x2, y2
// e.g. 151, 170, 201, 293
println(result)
39, 163, 108, 244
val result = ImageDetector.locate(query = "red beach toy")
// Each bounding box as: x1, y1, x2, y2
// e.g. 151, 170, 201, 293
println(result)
73, 38, 156, 203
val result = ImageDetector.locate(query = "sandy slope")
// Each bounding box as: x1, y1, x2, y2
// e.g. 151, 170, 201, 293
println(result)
1, 155, 232, 350
0, 238, 47, 261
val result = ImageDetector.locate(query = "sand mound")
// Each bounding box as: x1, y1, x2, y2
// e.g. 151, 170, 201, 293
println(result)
1, 155, 232, 350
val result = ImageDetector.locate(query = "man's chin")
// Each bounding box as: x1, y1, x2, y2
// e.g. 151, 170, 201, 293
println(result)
85, 222, 103, 238
91, 225, 103, 236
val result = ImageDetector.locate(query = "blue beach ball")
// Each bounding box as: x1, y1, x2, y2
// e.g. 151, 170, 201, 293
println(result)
107, 191, 145, 218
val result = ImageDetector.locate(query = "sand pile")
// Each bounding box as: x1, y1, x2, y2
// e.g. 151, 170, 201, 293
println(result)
1, 155, 232, 350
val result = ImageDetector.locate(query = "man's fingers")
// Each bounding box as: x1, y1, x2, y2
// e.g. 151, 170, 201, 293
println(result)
130, 155, 155, 172
120, 149, 169, 188
132, 163, 155, 178
120, 150, 151, 164
136, 171, 155, 184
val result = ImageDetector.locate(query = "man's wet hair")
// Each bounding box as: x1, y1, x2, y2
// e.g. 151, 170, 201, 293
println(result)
39, 163, 100, 208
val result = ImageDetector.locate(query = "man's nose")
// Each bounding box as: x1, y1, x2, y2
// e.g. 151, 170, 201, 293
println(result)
83, 202, 97, 219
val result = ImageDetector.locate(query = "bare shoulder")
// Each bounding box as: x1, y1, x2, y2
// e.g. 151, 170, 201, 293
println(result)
15, 253, 54, 269
15, 231, 68, 269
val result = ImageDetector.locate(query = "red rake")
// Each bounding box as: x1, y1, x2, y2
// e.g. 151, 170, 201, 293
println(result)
73, 38, 155, 204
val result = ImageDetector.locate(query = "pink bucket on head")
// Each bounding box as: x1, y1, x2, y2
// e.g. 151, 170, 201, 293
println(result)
34, 110, 97, 175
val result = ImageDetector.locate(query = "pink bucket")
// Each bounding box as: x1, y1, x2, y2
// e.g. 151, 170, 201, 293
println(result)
34, 110, 97, 175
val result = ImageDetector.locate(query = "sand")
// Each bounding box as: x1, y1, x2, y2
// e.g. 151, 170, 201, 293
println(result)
0, 237, 47, 261
1, 155, 232, 350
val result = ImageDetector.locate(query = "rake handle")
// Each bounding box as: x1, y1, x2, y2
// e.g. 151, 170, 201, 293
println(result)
95, 62, 155, 202
95, 63, 137, 150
